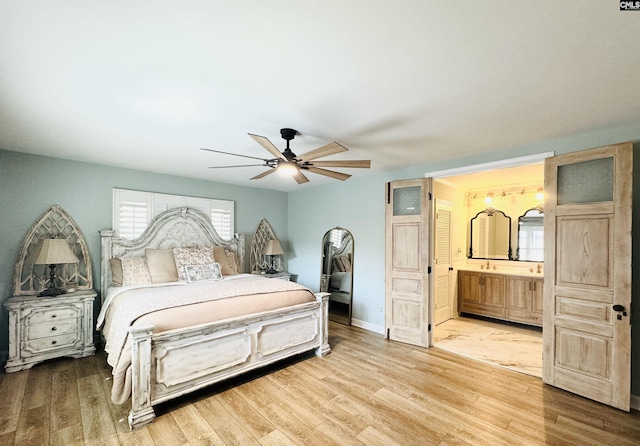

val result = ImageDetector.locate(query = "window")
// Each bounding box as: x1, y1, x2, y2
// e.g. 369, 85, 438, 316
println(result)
113, 189, 235, 240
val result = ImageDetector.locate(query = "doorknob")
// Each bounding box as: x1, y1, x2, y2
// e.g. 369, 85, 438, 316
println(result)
613, 304, 628, 320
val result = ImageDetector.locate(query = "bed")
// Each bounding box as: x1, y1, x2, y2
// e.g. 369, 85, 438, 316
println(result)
98, 207, 330, 430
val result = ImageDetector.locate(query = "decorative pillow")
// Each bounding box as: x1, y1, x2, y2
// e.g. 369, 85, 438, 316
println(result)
121, 257, 152, 286
145, 249, 179, 283
213, 246, 239, 275
184, 263, 222, 282
172, 246, 215, 281
110, 258, 123, 287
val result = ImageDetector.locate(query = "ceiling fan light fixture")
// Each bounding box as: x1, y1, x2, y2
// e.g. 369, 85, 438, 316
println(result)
277, 161, 299, 176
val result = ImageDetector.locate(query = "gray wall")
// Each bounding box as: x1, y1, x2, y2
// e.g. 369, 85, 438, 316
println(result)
0, 149, 289, 359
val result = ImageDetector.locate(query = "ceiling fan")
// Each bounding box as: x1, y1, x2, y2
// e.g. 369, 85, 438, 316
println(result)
202, 128, 371, 184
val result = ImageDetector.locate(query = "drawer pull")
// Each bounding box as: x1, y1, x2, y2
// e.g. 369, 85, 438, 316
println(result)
51, 314, 57, 318
51, 340, 57, 345
51, 327, 57, 331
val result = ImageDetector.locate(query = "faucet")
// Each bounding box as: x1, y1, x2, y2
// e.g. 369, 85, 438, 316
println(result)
537, 263, 542, 274
486, 260, 490, 270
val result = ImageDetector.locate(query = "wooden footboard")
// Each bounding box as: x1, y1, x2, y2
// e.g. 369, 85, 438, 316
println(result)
128, 292, 330, 430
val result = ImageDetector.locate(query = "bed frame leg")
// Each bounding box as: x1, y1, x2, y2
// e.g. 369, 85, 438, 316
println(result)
315, 293, 331, 357
129, 324, 156, 430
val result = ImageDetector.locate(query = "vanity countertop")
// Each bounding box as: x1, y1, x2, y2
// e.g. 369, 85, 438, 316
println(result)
458, 267, 543, 277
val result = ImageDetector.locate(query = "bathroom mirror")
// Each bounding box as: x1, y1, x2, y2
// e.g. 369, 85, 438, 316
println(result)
320, 227, 353, 325
515, 207, 544, 261
469, 209, 512, 260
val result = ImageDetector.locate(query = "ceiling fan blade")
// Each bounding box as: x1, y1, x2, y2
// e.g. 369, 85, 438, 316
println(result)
305, 166, 352, 181
209, 164, 268, 169
201, 148, 269, 162
307, 160, 371, 169
250, 169, 277, 180
297, 142, 347, 162
293, 170, 310, 184
248, 133, 287, 160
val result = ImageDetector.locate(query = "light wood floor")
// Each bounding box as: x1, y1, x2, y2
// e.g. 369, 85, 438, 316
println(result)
1, 322, 639, 445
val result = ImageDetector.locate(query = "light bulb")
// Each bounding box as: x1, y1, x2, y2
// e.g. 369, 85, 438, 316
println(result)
535, 188, 544, 201
277, 161, 298, 176
484, 193, 494, 205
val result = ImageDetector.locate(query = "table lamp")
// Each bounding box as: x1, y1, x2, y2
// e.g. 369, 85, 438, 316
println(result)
262, 239, 284, 274
28, 236, 80, 296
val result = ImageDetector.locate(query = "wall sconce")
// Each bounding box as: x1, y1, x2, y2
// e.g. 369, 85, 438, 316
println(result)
263, 239, 284, 274
535, 188, 544, 201
28, 236, 79, 297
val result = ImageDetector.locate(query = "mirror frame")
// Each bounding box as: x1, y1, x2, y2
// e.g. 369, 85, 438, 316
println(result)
515, 206, 544, 262
468, 208, 512, 260
320, 227, 354, 325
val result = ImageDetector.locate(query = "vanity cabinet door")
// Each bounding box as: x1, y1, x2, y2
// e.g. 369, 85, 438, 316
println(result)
458, 271, 482, 305
482, 274, 505, 308
531, 277, 543, 314
458, 271, 505, 319
506, 276, 543, 327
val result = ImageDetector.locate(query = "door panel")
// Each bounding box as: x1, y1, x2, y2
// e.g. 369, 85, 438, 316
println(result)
385, 179, 432, 347
543, 142, 632, 411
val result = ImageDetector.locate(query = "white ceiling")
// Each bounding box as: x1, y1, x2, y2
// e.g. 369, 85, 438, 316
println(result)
1, 1, 639, 192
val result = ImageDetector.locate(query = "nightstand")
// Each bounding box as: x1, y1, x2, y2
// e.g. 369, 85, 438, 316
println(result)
264, 272, 291, 281
4, 289, 96, 373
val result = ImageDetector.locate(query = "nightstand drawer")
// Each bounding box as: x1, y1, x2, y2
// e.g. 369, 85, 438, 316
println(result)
27, 304, 81, 324
23, 332, 83, 355
27, 318, 80, 340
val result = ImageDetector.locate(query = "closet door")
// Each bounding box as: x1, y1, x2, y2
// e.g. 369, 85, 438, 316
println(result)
385, 178, 432, 347
543, 142, 632, 411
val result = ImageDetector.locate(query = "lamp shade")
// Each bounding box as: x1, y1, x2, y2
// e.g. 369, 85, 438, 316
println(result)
28, 238, 79, 265
263, 239, 284, 256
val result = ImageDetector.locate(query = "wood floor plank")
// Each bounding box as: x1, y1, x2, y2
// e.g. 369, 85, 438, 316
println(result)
170, 404, 226, 446
256, 401, 332, 446
194, 395, 261, 445
50, 423, 84, 446
14, 405, 50, 446
214, 389, 276, 440
21, 361, 53, 411
51, 368, 82, 432
146, 412, 190, 446
77, 374, 117, 442
0, 368, 27, 436
258, 429, 297, 446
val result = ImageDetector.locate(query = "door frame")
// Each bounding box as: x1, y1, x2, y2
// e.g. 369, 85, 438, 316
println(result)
426, 151, 553, 347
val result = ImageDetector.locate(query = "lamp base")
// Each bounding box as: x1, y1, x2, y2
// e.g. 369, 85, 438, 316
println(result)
38, 286, 66, 297
38, 264, 66, 297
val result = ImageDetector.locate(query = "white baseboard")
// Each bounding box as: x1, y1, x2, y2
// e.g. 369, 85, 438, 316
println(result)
350, 318, 384, 335
631, 394, 640, 411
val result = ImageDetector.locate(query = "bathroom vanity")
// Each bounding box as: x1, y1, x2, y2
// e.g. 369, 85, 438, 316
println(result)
458, 269, 543, 327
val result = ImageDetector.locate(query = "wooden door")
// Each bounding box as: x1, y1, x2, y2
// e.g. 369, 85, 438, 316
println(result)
385, 178, 432, 347
434, 200, 453, 325
543, 142, 632, 411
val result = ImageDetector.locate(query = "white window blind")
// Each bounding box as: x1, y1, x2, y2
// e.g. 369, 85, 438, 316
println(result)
113, 189, 235, 240
118, 201, 149, 239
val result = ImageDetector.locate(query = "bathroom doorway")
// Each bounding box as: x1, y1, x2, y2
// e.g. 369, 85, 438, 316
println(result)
428, 154, 548, 377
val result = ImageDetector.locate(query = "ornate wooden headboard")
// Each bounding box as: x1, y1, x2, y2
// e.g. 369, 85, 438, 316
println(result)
100, 207, 245, 301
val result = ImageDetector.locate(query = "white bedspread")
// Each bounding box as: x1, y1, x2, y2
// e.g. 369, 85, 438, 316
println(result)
98, 274, 309, 370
